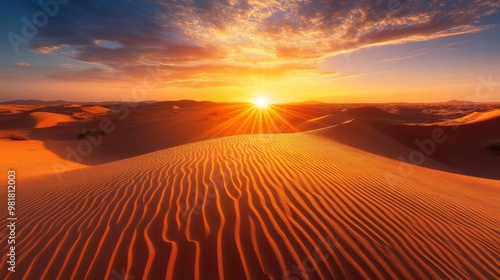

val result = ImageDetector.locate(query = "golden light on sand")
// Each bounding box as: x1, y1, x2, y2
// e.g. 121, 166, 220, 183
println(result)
2, 101, 500, 279
253, 96, 270, 109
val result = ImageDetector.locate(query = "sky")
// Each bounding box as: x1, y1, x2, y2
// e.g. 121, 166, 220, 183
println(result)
0, 0, 499, 103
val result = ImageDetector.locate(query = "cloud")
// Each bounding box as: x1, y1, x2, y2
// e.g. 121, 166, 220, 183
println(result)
20, 0, 498, 85
58, 64, 74, 69
443, 39, 472, 50
16, 62, 31, 67
32, 45, 63, 54
378, 48, 432, 63
318, 71, 339, 77
47, 67, 126, 82
328, 72, 367, 81
328, 71, 390, 81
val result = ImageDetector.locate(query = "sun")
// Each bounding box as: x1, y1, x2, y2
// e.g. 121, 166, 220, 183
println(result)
253, 96, 270, 109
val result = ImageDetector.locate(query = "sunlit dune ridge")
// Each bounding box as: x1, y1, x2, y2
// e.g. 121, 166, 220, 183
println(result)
80, 105, 111, 115
445, 109, 500, 125
1, 132, 498, 280
29, 112, 76, 128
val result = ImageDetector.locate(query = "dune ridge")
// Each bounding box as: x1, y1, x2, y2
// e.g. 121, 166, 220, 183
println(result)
1, 132, 498, 280
0, 139, 87, 179
29, 112, 76, 128
453, 109, 500, 124
80, 105, 111, 115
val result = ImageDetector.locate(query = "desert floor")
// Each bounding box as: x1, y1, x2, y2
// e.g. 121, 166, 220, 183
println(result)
0, 101, 499, 279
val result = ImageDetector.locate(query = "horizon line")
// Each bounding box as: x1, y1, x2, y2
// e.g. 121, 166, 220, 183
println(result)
2, 99, 498, 105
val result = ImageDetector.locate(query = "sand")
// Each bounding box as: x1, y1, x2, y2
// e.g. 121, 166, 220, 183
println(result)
447, 109, 500, 124
0, 105, 40, 115
0, 132, 499, 279
80, 105, 111, 115
29, 112, 76, 128
0, 139, 87, 180
0, 102, 499, 279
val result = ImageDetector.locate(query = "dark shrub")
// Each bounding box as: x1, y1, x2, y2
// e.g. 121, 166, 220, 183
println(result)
488, 143, 500, 152
78, 129, 105, 139
9, 134, 29, 141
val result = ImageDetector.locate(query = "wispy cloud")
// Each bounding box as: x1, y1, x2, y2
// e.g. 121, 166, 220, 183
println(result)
16, 62, 31, 67
47, 67, 125, 82
318, 71, 339, 77
378, 49, 432, 63
443, 39, 473, 50
58, 64, 74, 69
328, 71, 390, 81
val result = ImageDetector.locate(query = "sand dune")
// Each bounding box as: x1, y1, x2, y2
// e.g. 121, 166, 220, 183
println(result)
2, 103, 498, 177
447, 109, 500, 124
0, 105, 40, 114
0, 139, 87, 179
378, 116, 500, 180
1, 132, 498, 279
29, 112, 76, 128
299, 114, 353, 131
344, 106, 396, 119
80, 105, 111, 115
64, 104, 82, 108
311, 116, 500, 179
0, 105, 111, 130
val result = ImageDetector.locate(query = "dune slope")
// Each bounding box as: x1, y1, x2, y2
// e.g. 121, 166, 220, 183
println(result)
0, 139, 87, 179
309, 117, 500, 179
29, 112, 76, 128
0, 133, 498, 280
447, 109, 500, 125
80, 105, 111, 115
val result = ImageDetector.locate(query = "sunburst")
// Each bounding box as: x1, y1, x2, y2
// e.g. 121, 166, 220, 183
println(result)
253, 96, 270, 109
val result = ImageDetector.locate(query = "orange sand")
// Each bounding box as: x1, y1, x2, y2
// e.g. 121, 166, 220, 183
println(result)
80, 105, 111, 115
0, 139, 87, 179
29, 112, 76, 128
0, 102, 499, 280
0, 132, 499, 279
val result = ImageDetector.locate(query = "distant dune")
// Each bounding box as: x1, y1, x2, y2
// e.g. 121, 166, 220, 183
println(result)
303, 108, 500, 179
446, 109, 500, 124
299, 114, 353, 131
1, 102, 499, 178
0, 105, 40, 114
80, 105, 111, 115
344, 106, 396, 119
1, 132, 498, 279
0, 99, 68, 105
443, 100, 475, 104
29, 112, 76, 128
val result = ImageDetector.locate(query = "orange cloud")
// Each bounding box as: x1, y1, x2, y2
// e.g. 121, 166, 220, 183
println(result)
16, 62, 31, 67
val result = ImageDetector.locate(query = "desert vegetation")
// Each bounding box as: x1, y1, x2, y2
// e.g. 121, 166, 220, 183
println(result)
77, 129, 106, 139
9, 133, 29, 141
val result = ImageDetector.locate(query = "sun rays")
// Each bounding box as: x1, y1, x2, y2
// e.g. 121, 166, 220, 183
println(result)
188, 101, 308, 142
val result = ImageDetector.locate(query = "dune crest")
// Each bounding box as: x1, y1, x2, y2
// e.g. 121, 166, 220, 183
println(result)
29, 112, 76, 128
80, 105, 111, 115
445, 109, 500, 125
0, 139, 87, 179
